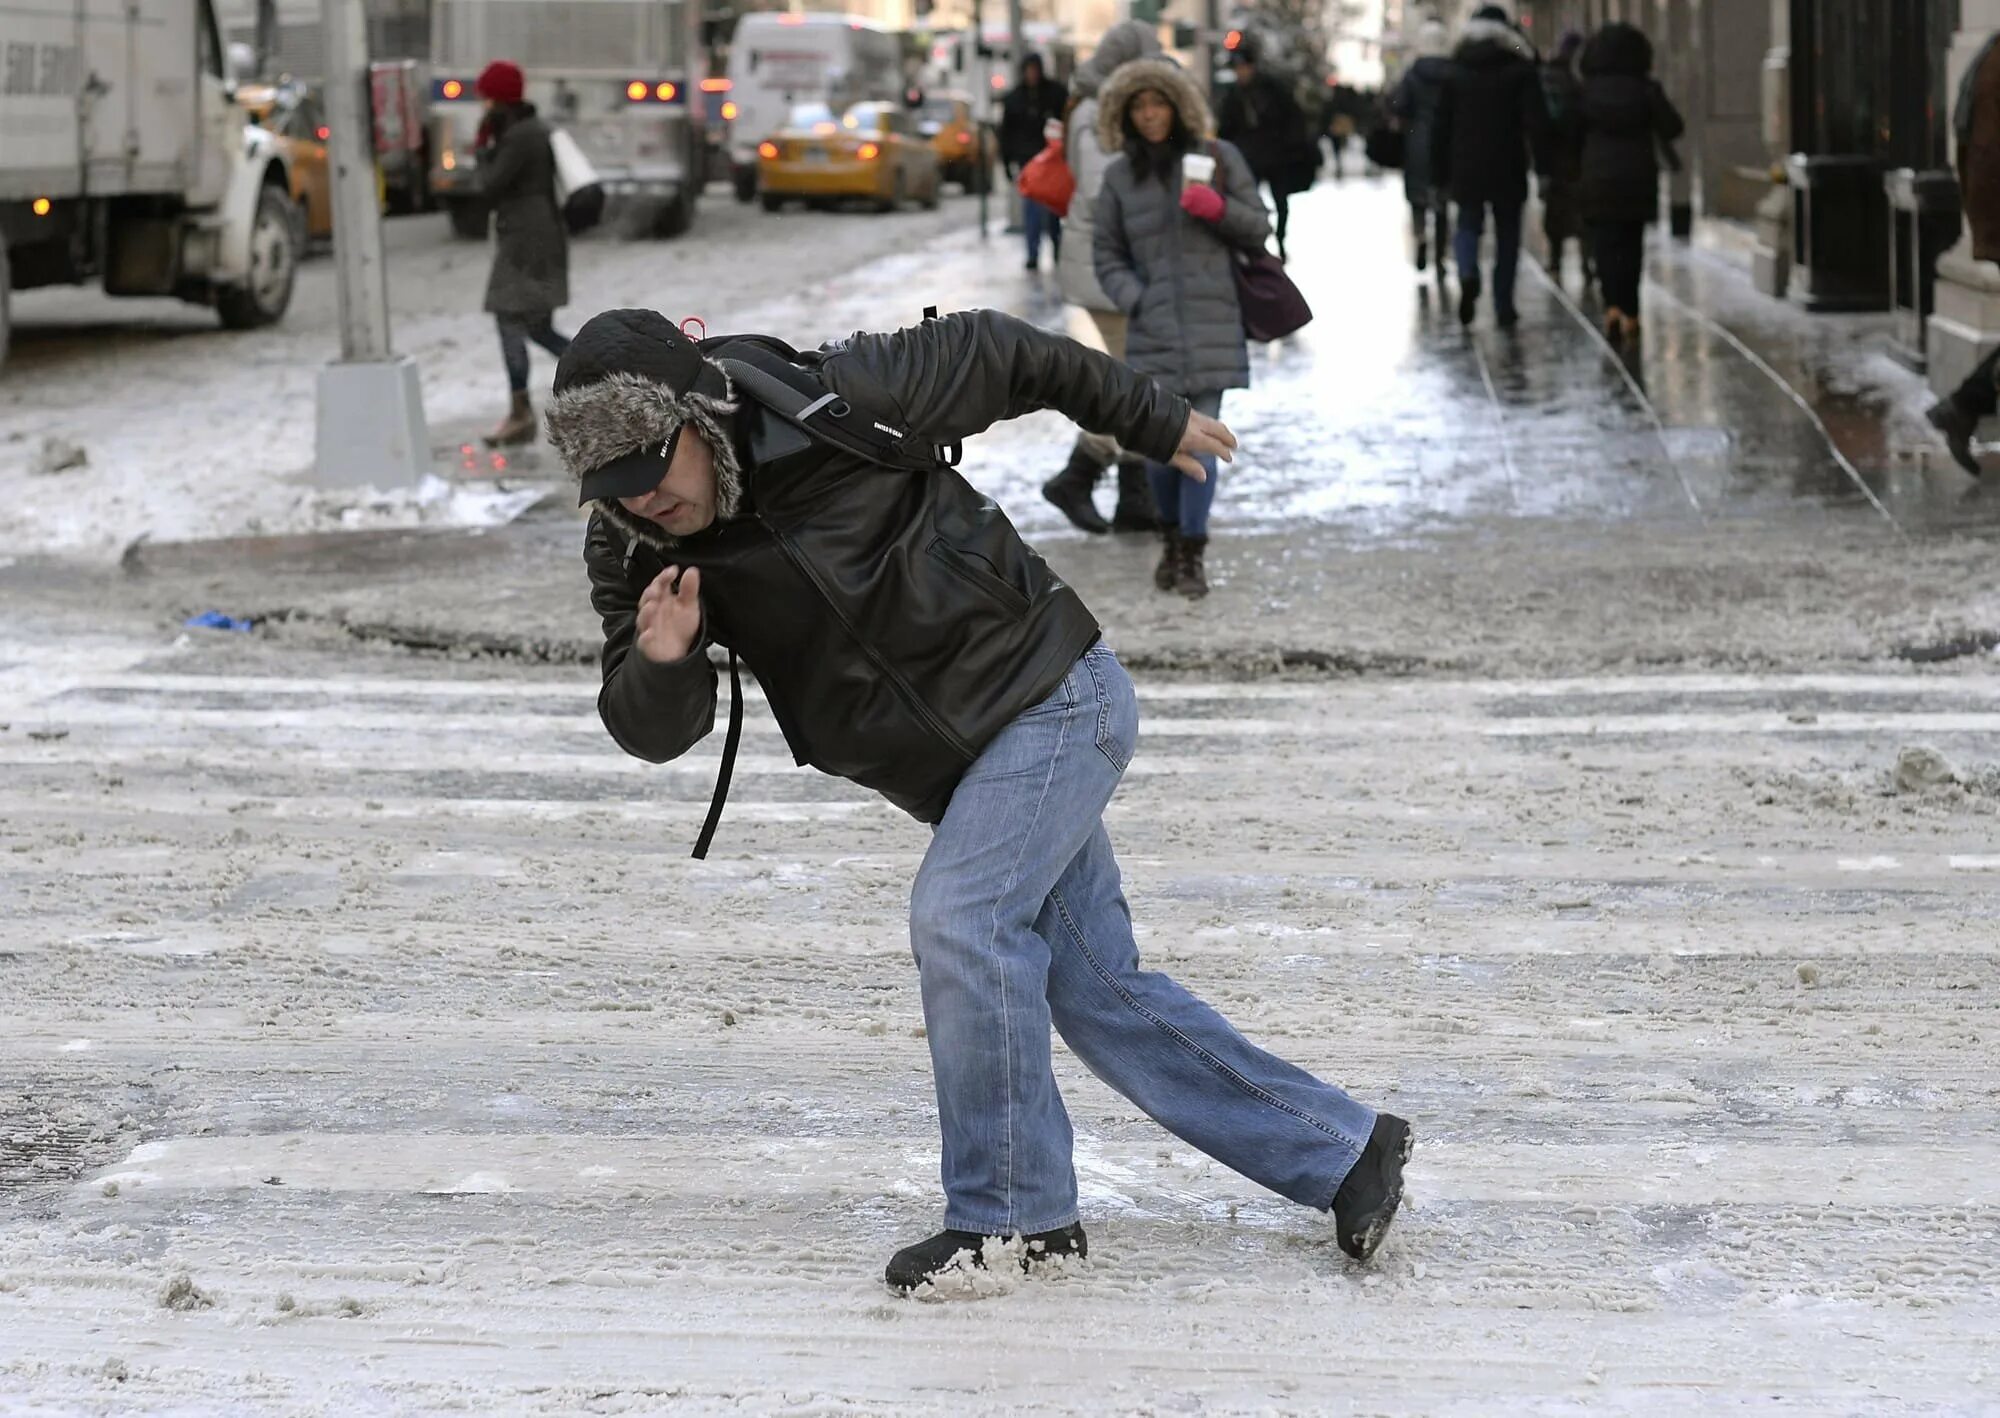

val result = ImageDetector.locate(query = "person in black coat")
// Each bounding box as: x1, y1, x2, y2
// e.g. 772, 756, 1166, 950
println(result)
1539, 31, 1590, 288
1429, 6, 1548, 328
1577, 22, 1684, 341
1388, 18, 1452, 276
1217, 44, 1314, 262
470, 60, 573, 447
1001, 54, 1071, 270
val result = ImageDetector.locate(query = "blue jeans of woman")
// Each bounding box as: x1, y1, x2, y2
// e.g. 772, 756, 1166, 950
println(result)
909, 642, 1376, 1235
498, 311, 572, 394
1145, 390, 1225, 537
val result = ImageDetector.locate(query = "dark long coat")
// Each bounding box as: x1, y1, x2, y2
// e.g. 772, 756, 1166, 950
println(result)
1576, 25, 1685, 225
1430, 17, 1548, 208
475, 103, 570, 315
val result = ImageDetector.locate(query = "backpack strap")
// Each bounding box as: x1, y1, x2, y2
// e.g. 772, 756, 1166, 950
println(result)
714, 343, 949, 474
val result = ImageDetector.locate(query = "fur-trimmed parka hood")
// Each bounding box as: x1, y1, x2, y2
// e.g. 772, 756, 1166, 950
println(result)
1096, 56, 1214, 154
1456, 16, 1536, 67
545, 309, 745, 553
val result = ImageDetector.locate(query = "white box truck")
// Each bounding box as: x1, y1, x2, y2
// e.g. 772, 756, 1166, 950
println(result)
0, 0, 302, 368
726, 12, 905, 204
427, 0, 703, 240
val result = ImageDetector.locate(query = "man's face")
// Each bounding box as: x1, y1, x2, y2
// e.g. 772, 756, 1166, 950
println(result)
617, 426, 719, 536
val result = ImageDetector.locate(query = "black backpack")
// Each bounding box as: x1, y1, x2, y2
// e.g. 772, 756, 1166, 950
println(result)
675, 311, 960, 860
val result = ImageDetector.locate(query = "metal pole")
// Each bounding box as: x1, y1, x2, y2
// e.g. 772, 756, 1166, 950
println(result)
1006, 0, 1024, 233
321, 0, 392, 362
313, 0, 427, 489
1198, 0, 1220, 103
975, 0, 988, 238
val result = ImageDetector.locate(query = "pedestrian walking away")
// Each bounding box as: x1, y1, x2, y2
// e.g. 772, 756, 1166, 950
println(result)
1047, 19, 1169, 536
1430, 5, 1548, 328
1217, 41, 1318, 264
1388, 18, 1453, 280
544, 306, 1411, 1294
1539, 31, 1591, 289
471, 60, 573, 447
1094, 56, 1272, 599
1926, 28, 2000, 475
1322, 76, 1366, 181
1577, 22, 1684, 344
1002, 55, 1071, 270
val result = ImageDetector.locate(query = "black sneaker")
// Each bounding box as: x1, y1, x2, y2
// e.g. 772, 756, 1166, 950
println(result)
1927, 398, 1983, 477
1458, 275, 1480, 327
885, 1223, 1087, 1293
1495, 305, 1520, 330
1332, 1113, 1413, 1262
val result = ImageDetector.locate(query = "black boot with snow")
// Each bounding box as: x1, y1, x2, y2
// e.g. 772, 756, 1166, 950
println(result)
1042, 449, 1111, 534
1176, 534, 1210, 599
1332, 1112, 1413, 1262
1110, 456, 1163, 533
1927, 398, 1983, 477
885, 1223, 1087, 1293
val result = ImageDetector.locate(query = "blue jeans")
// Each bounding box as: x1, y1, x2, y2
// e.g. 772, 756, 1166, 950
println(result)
1145, 390, 1225, 537
909, 643, 1376, 1235
1024, 198, 1061, 266
1452, 198, 1524, 315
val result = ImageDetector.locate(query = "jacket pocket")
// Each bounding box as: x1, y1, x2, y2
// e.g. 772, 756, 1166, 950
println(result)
927, 537, 1031, 619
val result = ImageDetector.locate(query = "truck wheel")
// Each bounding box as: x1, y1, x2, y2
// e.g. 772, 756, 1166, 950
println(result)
652, 194, 693, 239
217, 185, 299, 330
734, 168, 758, 204
446, 199, 489, 240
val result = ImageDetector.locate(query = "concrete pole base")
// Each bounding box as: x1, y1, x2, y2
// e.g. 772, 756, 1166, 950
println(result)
314, 357, 430, 490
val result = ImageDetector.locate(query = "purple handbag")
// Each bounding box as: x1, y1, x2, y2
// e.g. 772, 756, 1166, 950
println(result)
1205, 143, 1312, 342
1233, 250, 1313, 342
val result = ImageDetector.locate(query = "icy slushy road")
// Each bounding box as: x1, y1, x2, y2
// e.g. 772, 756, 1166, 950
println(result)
2, 629, 1996, 1414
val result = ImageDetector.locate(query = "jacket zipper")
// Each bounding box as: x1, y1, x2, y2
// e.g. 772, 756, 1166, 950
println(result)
761, 516, 978, 762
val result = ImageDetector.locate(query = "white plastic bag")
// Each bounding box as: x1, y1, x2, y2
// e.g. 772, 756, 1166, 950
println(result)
548, 128, 604, 234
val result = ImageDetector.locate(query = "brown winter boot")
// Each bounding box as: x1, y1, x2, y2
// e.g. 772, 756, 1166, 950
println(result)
1176, 535, 1210, 600
1153, 529, 1182, 592
485, 392, 538, 448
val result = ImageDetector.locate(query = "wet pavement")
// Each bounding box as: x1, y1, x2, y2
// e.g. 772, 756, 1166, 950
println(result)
4, 175, 1982, 679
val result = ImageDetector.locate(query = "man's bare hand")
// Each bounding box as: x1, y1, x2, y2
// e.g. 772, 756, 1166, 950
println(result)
636, 565, 702, 664
1171, 409, 1238, 482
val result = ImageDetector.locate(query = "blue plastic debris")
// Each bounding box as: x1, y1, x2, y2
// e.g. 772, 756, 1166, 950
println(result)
184, 612, 254, 633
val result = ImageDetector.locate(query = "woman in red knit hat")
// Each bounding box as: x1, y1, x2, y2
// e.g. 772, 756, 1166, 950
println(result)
471, 59, 572, 446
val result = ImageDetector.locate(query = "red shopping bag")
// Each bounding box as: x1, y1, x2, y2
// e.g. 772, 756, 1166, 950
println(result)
1016, 139, 1075, 217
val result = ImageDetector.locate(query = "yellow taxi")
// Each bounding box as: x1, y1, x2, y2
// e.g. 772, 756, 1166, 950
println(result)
237, 81, 382, 240
756, 102, 942, 213
912, 93, 995, 192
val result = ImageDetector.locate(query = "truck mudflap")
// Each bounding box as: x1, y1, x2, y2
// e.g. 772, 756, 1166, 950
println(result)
213, 128, 292, 285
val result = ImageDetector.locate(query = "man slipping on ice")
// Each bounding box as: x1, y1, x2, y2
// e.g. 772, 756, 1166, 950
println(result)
546, 307, 1412, 1293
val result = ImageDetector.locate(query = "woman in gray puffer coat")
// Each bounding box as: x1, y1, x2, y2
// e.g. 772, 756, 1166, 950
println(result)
1094, 57, 1270, 599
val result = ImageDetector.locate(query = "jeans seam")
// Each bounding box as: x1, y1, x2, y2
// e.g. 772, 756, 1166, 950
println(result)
1050, 886, 1364, 1156
1082, 651, 1129, 774
977, 672, 1076, 1234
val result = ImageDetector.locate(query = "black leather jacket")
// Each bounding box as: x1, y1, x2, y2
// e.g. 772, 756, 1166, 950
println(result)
584, 310, 1189, 827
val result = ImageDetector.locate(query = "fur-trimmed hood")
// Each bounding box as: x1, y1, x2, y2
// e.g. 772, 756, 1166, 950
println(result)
544, 310, 746, 553
1456, 16, 1536, 66
1096, 56, 1214, 153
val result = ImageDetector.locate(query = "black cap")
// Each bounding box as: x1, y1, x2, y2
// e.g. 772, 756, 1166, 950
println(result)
577, 424, 684, 506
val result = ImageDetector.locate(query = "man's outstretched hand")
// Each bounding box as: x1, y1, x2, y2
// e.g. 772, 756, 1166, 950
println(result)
1171, 408, 1238, 482
636, 565, 703, 664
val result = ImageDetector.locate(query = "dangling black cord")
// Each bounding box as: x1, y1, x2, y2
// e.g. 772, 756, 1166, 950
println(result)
692, 650, 742, 860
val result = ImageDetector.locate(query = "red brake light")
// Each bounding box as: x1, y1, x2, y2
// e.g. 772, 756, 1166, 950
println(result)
441, 79, 463, 100
858, 141, 880, 160
626, 80, 649, 101
990, 74, 1005, 90
656, 81, 677, 101
1224, 29, 1243, 50
721, 101, 738, 121
316, 125, 330, 141
758, 141, 779, 160
956, 130, 971, 144
700, 78, 732, 93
